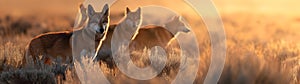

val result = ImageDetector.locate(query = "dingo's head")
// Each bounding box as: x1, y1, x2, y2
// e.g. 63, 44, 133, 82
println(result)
165, 16, 190, 34
124, 7, 142, 28
86, 4, 110, 39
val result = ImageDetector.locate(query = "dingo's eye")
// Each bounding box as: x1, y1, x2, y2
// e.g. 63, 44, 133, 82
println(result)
102, 23, 107, 30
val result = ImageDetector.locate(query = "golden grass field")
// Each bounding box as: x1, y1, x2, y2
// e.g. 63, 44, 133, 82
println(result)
0, 0, 300, 84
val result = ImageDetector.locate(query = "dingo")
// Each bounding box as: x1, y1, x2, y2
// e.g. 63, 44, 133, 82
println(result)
95, 10, 190, 67
95, 7, 141, 58
22, 4, 110, 66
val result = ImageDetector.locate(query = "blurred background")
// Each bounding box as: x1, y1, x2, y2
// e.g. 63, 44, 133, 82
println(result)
0, 0, 300, 83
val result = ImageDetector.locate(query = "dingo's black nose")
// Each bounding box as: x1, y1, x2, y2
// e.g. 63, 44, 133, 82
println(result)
100, 28, 105, 33
184, 29, 190, 33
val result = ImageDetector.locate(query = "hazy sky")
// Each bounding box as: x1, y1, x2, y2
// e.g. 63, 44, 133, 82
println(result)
214, 0, 300, 15
0, 0, 299, 16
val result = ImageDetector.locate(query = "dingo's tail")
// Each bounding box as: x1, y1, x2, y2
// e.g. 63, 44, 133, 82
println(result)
21, 45, 33, 68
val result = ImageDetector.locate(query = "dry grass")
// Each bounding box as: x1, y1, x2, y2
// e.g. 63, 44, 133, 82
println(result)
0, 12, 299, 84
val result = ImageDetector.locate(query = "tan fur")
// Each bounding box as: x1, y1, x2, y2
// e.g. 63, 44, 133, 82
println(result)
164, 16, 190, 34
72, 4, 110, 60
95, 7, 142, 60
130, 25, 174, 50
24, 31, 73, 65
96, 15, 189, 65
22, 4, 110, 66
96, 24, 179, 67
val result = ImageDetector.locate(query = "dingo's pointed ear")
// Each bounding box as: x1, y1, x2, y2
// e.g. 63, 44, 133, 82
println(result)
172, 16, 180, 22
126, 7, 131, 14
88, 4, 95, 17
102, 4, 109, 15
79, 3, 84, 9
80, 4, 86, 14
136, 7, 141, 15
174, 16, 179, 20
178, 16, 182, 21
76, 3, 87, 28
